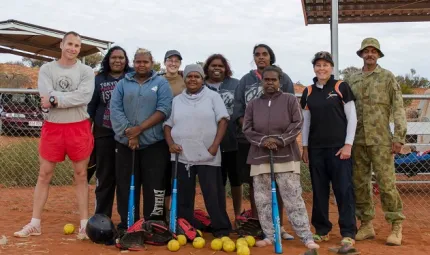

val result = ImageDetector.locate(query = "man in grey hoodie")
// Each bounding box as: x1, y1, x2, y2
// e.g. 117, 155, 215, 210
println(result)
232, 43, 295, 239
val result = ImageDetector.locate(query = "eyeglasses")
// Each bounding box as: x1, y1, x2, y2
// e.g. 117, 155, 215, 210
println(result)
166, 59, 181, 65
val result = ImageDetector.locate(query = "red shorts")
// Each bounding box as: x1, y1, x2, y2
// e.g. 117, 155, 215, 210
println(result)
39, 119, 94, 162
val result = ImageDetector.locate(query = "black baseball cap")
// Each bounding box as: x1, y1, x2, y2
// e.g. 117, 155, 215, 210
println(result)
164, 50, 182, 61
311, 51, 334, 66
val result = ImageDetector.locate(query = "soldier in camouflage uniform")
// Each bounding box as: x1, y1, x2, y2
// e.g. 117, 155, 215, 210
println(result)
348, 38, 407, 246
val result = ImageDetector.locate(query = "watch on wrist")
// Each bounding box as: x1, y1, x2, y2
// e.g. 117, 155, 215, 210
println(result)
49, 96, 56, 107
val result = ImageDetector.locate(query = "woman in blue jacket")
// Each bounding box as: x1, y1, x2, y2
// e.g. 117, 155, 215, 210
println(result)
110, 48, 173, 232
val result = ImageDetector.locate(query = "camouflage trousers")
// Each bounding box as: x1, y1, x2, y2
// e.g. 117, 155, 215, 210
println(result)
253, 172, 314, 244
352, 145, 406, 224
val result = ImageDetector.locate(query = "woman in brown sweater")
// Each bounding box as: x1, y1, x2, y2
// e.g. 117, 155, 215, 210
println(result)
243, 65, 318, 250
162, 50, 186, 217
163, 50, 186, 96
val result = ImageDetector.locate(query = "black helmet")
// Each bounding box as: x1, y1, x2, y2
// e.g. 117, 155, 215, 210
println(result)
86, 214, 117, 244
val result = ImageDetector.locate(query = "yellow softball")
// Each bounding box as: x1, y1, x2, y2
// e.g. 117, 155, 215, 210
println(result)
63, 224, 75, 235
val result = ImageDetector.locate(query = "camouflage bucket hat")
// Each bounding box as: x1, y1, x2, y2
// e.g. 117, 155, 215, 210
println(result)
356, 37, 384, 58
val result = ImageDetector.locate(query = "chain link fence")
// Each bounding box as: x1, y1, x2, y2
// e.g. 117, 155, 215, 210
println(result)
1, 88, 430, 226
0, 88, 83, 215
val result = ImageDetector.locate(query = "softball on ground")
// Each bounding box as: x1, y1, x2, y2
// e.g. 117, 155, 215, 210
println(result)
237, 237, 248, 247
177, 235, 187, 246
245, 236, 256, 247
237, 237, 247, 243
237, 245, 251, 255
236, 243, 247, 250
211, 238, 223, 251
221, 236, 232, 243
167, 239, 180, 252
196, 229, 203, 237
63, 224, 75, 235
223, 240, 236, 252
193, 237, 205, 249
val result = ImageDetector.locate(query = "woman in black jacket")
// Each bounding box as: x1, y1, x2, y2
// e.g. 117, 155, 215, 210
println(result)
87, 46, 130, 219
301, 51, 358, 254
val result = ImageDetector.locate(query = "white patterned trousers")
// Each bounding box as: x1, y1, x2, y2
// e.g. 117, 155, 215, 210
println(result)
253, 172, 314, 244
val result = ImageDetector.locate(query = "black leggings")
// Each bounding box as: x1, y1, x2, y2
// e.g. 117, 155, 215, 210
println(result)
115, 140, 170, 230
94, 136, 116, 218
177, 163, 231, 237
221, 151, 242, 187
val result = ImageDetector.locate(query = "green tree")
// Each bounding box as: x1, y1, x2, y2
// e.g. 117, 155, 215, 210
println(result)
5, 60, 26, 66
0, 73, 32, 88
153, 61, 162, 72
84, 53, 103, 68
340, 66, 360, 83
400, 83, 414, 107
22, 57, 46, 68
396, 68, 429, 88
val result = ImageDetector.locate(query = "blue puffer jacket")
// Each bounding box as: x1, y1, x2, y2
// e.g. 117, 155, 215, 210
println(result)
110, 70, 173, 149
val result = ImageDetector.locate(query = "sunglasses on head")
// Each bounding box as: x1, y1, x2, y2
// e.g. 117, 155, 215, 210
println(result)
315, 51, 331, 58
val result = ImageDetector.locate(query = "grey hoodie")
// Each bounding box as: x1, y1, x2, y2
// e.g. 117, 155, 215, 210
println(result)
232, 70, 294, 143
38, 60, 95, 123
206, 77, 240, 152
163, 86, 229, 166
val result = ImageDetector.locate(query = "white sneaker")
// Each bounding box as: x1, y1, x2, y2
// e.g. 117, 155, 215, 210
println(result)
76, 227, 89, 240
305, 240, 320, 249
14, 224, 41, 238
256, 238, 272, 247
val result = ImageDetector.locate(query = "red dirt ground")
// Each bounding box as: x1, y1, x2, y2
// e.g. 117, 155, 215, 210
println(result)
0, 185, 430, 255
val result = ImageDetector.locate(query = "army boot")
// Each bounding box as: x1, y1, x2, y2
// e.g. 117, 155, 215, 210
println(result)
356, 221, 375, 241
386, 222, 402, 246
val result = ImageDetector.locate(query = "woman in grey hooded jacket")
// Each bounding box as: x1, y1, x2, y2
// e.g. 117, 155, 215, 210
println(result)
163, 64, 232, 237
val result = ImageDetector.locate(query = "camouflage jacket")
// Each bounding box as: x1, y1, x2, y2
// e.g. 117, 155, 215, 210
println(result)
348, 65, 406, 146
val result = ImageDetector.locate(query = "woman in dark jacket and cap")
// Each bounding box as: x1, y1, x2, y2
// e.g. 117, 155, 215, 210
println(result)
301, 51, 358, 253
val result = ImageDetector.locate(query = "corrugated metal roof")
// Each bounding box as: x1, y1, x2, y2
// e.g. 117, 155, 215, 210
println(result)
0, 19, 113, 61
302, 0, 430, 25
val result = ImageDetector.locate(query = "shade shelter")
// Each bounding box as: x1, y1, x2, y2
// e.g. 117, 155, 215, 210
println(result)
0, 19, 113, 63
